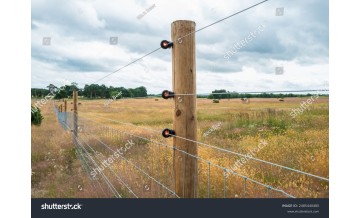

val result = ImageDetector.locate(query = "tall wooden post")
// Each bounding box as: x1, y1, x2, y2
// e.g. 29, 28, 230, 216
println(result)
171, 20, 197, 198
63, 100, 68, 127
73, 91, 78, 137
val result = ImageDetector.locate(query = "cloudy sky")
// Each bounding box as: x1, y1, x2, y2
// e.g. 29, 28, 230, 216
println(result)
31, 0, 328, 94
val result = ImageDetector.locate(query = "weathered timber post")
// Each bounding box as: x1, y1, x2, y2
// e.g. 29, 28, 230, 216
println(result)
73, 91, 78, 138
171, 20, 198, 198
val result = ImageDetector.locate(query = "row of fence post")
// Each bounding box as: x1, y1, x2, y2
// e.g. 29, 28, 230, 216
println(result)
66, 20, 198, 198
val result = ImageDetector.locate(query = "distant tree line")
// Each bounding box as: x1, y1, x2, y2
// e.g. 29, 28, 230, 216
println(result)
202, 89, 328, 99
31, 83, 147, 99
31, 85, 327, 100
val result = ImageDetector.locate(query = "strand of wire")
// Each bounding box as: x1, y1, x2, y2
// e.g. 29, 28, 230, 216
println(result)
72, 114, 178, 197
172, 89, 329, 96
86, 123, 293, 198
65, 122, 120, 197
177, 0, 269, 42
67, 112, 293, 198
169, 133, 329, 182
78, 113, 328, 182
63, 122, 122, 198
72, 136, 108, 197
77, 114, 293, 197
76, 129, 138, 198
74, 134, 123, 198
82, 131, 180, 198
73, 145, 103, 198
78, 133, 139, 198
92, 47, 161, 84
70, 124, 119, 197
76, 114, 294, 198
73, 0, 269, 85
57, 108, 106, 197
90, 0, 269, 84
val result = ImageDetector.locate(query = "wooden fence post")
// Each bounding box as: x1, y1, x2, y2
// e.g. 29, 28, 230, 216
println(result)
63, 100, 68, 127
171, 20, 198, 198
73, 91, 78, 137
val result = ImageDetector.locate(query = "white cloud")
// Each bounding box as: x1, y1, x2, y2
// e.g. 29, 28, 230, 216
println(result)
32, 0, 329, 94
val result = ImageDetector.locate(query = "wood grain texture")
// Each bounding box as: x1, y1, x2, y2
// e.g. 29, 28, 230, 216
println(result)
171, 20, 198, 198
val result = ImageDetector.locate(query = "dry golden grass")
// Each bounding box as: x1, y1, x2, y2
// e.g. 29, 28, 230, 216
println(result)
32, 97, 329, 198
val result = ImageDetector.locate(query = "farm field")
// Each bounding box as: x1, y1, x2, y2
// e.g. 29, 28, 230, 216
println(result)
31, 97, 329, 198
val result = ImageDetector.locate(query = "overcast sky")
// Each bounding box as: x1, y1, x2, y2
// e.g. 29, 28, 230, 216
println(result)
31, 0, 329, 94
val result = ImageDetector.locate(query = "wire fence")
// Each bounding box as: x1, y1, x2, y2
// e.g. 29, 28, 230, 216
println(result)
54, 103, 328, 198
49, 0, 329, 198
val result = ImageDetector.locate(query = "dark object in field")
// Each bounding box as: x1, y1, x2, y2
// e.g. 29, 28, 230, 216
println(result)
279, 98, 284, 102
213, 99, 220, 103
241, 98, 249, 103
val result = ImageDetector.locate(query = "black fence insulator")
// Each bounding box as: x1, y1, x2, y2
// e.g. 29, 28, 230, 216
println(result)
160, 40, 173, 49
162, 90, 175, 99
162, 128, 175, 138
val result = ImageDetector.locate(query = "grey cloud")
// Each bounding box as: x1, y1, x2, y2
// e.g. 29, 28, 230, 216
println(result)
31, 0, 328, 94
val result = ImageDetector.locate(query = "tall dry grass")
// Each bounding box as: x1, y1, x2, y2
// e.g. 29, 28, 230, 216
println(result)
32, 97, 329, 198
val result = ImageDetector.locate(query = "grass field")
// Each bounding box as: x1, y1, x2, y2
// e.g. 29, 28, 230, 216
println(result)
31, 96, 329, 198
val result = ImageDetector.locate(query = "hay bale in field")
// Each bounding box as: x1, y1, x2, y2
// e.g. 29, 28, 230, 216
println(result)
279, 98, 284, 102
241, 98, 249, 103
213, 99, 220, 103
155, 99, 159, 101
